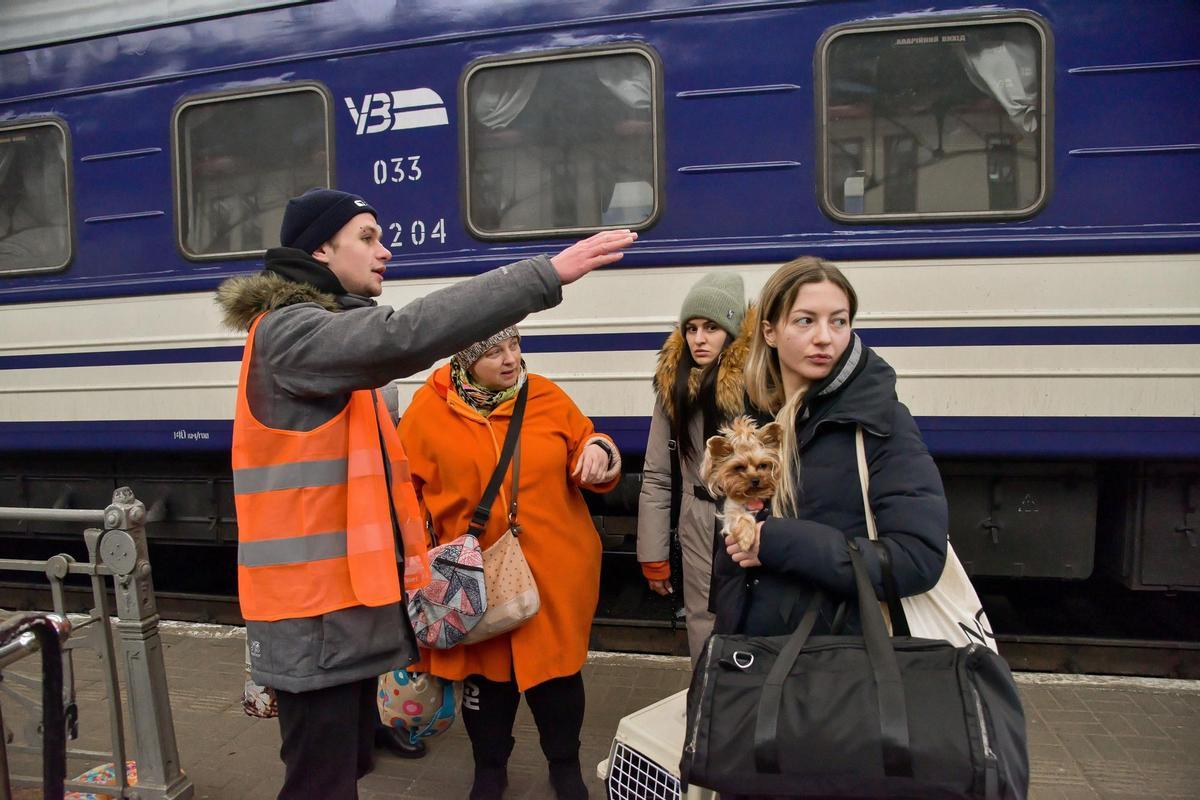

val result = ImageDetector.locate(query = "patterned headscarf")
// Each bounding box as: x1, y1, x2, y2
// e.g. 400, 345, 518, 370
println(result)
453, 327, 519, 370
450, 328, 525, 417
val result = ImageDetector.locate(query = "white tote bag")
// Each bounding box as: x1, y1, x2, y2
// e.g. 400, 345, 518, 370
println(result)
855, 426, 998, 653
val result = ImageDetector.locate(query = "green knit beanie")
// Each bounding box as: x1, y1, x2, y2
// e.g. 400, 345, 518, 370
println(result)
678, 272, 745, 338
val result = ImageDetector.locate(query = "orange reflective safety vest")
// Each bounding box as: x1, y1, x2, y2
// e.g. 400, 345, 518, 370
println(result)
232, 313, 431, 622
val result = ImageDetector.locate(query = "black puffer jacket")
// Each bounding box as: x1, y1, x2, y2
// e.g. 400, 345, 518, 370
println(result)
712, 337, 948, 637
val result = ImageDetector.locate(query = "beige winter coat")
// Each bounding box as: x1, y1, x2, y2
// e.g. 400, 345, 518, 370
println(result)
636, 308, 754, 659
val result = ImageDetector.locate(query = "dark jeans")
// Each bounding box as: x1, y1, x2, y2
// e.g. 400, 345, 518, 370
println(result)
461, 671, 585, 769
275, 677, 376, 800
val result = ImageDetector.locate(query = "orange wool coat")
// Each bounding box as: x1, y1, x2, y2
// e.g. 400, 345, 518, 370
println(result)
397, 364, 618, 690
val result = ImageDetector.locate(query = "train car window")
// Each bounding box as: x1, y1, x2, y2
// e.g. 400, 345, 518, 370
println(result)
1, 0, 306, 51
174, 85, 331, 259
463, 46, 661, 239
817, 15, 1049, 222
0, 120, 71, 274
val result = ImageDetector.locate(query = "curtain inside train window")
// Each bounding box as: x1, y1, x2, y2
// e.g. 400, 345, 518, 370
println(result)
819, 16, 1048, 221
464, 47, 660, 239
0, 120, 71, 274
0, 0, 306, 50
175, 85, 330, 259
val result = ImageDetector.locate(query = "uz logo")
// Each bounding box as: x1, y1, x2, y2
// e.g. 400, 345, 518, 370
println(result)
344, 88, 449, 135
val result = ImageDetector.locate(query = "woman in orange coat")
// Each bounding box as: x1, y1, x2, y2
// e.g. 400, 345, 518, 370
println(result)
397, 326, 621, 800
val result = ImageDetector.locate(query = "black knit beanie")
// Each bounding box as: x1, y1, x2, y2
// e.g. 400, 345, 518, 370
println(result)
280, 188, 377, 254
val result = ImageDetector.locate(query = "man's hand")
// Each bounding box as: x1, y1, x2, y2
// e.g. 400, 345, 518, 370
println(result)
551, 230, 637, 285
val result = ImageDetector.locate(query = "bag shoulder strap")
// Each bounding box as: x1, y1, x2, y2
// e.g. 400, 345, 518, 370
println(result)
370, 389, 404, 560
668, 437, 682, 531
854, 424, 876, 541
426, 512, 438, 549
506, 437, 522, 534
667, 436, 686, 619
468, 380, 528, 535
855, 425, 910, 636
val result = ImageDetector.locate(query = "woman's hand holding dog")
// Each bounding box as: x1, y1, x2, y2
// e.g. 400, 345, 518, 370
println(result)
726, 521, 763, 568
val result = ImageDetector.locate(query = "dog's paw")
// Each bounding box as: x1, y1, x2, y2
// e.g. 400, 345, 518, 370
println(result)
730, 515, 757, 552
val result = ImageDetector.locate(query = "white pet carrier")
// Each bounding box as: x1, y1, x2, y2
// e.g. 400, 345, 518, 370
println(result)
597, 689, 717, 800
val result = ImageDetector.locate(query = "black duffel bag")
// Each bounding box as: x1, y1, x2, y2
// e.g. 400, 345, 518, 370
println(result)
681, 541, 1028, 799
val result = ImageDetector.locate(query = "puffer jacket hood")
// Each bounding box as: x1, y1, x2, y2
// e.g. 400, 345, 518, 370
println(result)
653, 304, 757, 423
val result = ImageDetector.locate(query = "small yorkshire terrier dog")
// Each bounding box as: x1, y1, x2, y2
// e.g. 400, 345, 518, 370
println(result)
701, 415, 783, 552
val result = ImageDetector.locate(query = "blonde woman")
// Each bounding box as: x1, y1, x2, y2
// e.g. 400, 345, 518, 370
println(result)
712, 256, 948, 655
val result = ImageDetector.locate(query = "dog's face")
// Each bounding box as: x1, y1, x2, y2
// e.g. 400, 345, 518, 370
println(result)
701, 416, 783, 502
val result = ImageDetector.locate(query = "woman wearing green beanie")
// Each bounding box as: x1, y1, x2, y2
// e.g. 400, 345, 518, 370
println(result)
636, 271, 754, 661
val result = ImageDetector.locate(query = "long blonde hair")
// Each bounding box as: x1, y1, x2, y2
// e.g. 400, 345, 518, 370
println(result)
745, 257, 858, 516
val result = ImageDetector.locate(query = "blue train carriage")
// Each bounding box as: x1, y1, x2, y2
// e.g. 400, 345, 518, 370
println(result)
1, 0, 1197, 598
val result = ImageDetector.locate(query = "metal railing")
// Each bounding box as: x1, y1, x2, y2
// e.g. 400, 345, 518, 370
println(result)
0, 612, 71, 800
0, 487, 193, 799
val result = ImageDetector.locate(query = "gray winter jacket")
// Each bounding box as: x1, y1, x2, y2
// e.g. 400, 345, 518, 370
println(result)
216, 248, 562, 692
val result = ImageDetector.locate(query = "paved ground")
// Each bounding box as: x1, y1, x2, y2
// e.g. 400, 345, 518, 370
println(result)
3, 620, 1200, 799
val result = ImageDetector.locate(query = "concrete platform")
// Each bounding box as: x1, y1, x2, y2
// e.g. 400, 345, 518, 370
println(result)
3, 621, 1199, 799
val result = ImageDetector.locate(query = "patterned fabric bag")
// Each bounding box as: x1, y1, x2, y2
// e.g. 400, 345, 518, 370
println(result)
407, 532, 487, 648
242, 641, 278, 718
377, 668, 457, 742
460, 521, 539, 644
408, 381, 531, 648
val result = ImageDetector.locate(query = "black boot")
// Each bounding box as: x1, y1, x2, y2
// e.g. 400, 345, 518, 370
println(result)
548, 757, 589, 800
469, 765, 508, 800
374, 725, 427, 759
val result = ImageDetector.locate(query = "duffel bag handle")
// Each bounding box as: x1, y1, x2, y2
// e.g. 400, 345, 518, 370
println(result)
752, 541, 913, 779
850, 540, 914, 779
753, 591, 824, 772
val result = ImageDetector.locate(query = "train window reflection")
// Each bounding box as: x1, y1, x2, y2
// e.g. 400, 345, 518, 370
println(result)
0, 121, 71, 274
819, 17, 1048, 221
464, 48, 660, 239
175, 85, 331, 259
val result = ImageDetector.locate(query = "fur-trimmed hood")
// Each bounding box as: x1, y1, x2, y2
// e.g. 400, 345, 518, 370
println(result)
214, 247, 372, 331
215, 271, 340, 331
653, 304, 757, 423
